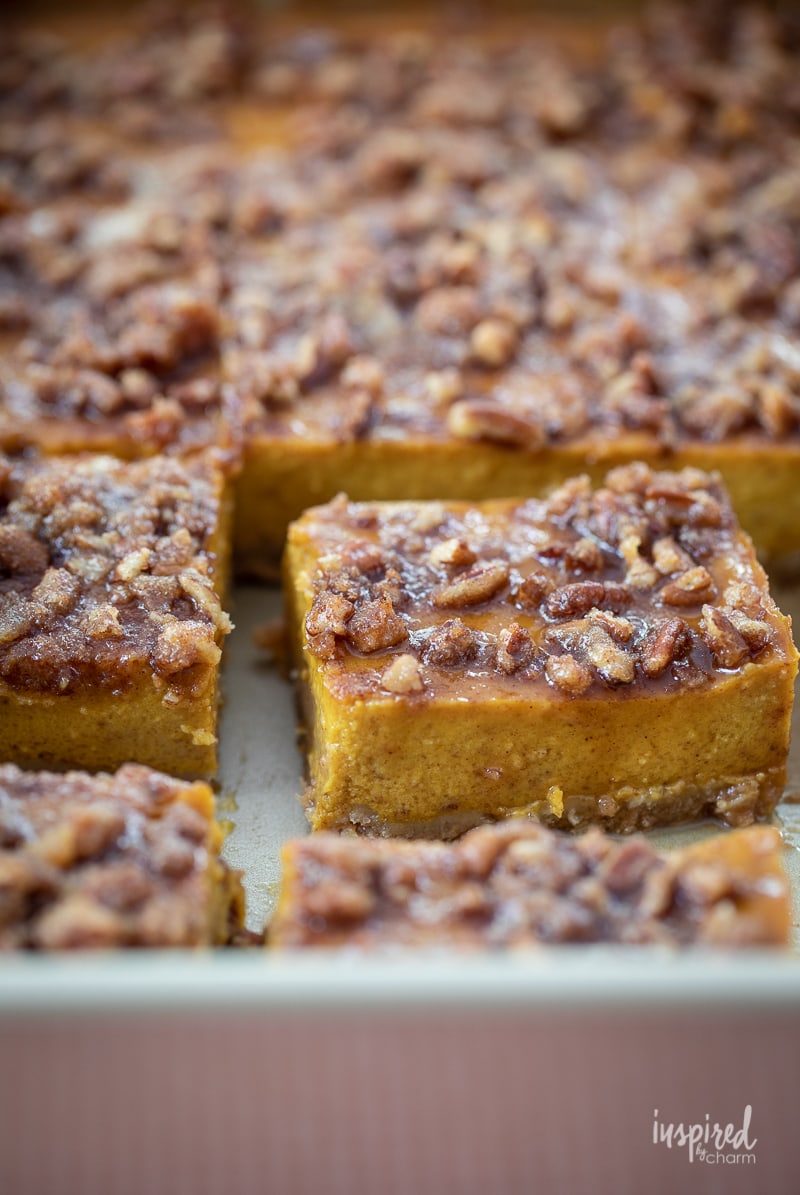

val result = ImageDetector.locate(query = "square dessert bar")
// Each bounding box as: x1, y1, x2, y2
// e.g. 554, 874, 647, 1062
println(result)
284, 464, 798, 836
0, 450, 232, 778
270, 822, 790, 950
0, 763, 243, 949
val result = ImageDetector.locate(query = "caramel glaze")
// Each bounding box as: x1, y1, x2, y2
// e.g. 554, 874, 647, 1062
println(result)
299, 464, 795, 702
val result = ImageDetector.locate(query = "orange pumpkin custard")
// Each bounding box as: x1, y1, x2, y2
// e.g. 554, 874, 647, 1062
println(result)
285, 464, 797, 837
0, 763, 243, 949
271, 821, 790, 951
0, 450, 232, 778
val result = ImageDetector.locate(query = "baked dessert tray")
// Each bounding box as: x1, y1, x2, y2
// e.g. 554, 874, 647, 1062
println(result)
1, 576, 799, 999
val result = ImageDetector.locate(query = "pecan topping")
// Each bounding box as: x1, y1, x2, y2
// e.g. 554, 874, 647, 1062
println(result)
699, 606, 749, 670
432, 561, 509, 609
496, 623, 534, 675
544, 581, 631, 620
447, 400, 546, 449
619, 534, 659, 591
726, 611, 771, 654
306, 591, 355, 644
429, 537, 477, 569
545, 653, 593, 694
0, 763, 241, 949
0, 525, 48, 576
652, 536, 694, 576
0, 453, 230, 696
514, 573, 551, 607
346, 594, 407, 654
423, 618, 479, 666
565, 537, 605, 574
381, 653, 424, 694
584, 625, 635, 686
659, 566, 716, 607
470, 317, 518, 367
640, 617, 692, 678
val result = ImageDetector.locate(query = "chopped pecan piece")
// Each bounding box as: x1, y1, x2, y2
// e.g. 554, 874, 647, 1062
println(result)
659, 566, 715, 607
700, 606, 749, 670
381, 653, 424, 694
496, 623, 534, 675
652, 536, 694, 576
544, 581, 631, 620
0, 525, 48, 576
429, 537, 477, 569
152, 620, 221, 676
346, 594, 407, 654
424, 367, 463, 406
306, 591, 355, 641
447, 400, 546, 449
340, 355, 384, 396
432, 561, 509, 609
31, 568, 80, 615
423, 618, 479, 666
726, 611, 771, 654
618, 534, 659, 590
584, 625, 635, 685
588, 609, 634, 643
81, 605, 124, 639
415, 286, 480, 337
469, 317, 518, 367
565, 536, 605, 574
514, 573, 551, 607
640, 617, 692, 678
545, 653, 593, 694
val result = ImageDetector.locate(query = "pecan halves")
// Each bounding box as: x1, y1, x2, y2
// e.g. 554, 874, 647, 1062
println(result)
659, 566, 715, 607
639, 617, 692, 678
544, 580, 631, 620
346, 594, 408, 654
699, 606, 749, 670
447, 399, 546, 448
432, 561, 509, 609
584, 625, 635, 686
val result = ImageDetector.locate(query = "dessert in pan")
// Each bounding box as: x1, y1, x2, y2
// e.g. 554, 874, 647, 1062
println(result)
0, 3, 798, 950
271, 822, 790, 950
284, 465, 797, 838
0, 450, 232, 779
0, 763, 243, 949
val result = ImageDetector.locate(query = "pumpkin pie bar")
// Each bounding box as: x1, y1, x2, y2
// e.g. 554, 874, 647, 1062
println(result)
270, 822, 790, 950
0, 763, 243, 949
284, 464, 797, 836
0, 449, 232, 778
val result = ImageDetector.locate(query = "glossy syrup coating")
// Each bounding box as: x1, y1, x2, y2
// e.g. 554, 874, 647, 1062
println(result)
299, 464, 793, 702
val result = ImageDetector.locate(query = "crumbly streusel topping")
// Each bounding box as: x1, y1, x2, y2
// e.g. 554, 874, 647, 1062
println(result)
270, 821, 787, 949
300, 465, 789, 697
0, 762, 239, 949
0, 451, 231, 695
